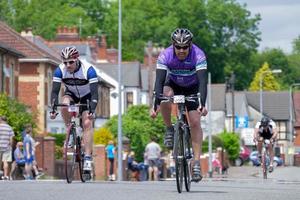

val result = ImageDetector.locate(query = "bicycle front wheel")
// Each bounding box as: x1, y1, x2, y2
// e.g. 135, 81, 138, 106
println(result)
76, 135, 86, 183
262, 148, 267, 179
64, 125, 77, 183
174, 122, 184, 193
183, 126, 192, 192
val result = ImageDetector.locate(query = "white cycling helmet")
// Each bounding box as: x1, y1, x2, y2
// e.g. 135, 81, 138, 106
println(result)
171, 28, 193, 46
61, 46, 79, 60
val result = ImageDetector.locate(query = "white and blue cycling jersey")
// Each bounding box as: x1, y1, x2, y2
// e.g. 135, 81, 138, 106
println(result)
52, 59, 98, 98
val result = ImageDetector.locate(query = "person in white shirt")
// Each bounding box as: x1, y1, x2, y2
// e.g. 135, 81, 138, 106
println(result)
253, 116, 278, 173
145, 138, 161, 181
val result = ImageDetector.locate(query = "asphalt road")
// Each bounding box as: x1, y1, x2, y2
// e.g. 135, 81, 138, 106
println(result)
1, 166, 299, 200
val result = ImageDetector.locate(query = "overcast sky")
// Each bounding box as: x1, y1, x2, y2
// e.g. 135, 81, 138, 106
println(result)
236, 0, 300, 54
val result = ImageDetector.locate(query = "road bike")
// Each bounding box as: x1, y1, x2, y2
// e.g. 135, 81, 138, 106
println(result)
158, 94, 200, 193
261, 139, 272, 179
51, 101, 92, 183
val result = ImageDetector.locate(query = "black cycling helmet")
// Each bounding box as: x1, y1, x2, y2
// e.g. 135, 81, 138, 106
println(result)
261, 116, 270, 127
171, 28, 193, 46
61, 46, 79, 60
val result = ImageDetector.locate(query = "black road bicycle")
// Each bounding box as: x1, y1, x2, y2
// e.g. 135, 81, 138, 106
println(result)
51, 101, 92, 183
158, 94, 200, 193
261, 139, 272, 179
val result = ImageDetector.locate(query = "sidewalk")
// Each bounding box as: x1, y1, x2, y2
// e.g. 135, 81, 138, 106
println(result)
211, 166, 300, 181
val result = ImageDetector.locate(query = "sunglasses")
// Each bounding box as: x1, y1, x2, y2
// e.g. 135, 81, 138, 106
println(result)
63, 60, 75, 65
174, 45, 190, 50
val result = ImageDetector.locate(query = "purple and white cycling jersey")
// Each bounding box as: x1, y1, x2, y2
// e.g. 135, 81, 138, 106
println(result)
156, 44, 207, 87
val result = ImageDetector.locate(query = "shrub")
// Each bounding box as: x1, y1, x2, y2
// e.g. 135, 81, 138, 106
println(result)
94, 127, 114, 145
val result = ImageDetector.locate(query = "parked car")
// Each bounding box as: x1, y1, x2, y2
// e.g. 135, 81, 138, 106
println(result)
235, 146, 251, 166
249, 151, 284, 167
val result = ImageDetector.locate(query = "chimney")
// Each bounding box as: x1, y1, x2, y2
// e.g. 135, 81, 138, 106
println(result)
55, 25, 79, 41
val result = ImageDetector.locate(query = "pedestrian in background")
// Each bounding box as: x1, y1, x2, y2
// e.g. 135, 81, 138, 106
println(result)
0, 116, 14, 180
145, 137, 161, 181
105, 140, 115, 181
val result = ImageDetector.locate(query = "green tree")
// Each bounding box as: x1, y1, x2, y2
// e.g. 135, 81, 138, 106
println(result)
103, 0, 261, 89
292, 35, 300, 54
105, 105, 165, 162
249, 62, 281, 91
3, 0, 99, 39
249, 48, 290, 88
218, 131, 240, 161
0, 93, 36, 141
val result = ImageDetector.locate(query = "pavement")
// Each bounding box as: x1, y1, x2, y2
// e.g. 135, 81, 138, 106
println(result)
211, 165, 300, 182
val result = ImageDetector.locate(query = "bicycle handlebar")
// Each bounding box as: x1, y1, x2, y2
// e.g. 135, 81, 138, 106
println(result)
50, 99, 92, 115
152, 93, 201, 111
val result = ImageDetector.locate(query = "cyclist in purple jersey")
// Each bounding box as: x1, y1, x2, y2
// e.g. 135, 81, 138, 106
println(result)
150, 28, 208, 182
50, 46, 99, 172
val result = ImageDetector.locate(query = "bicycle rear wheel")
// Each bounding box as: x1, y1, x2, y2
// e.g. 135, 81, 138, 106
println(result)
183, 126, 192, 192
64, 125, 77, 183
174, 122, 184, 193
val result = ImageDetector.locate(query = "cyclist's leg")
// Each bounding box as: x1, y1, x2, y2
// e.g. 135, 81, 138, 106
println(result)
266, 134, 274, 172
257, 136, 263, 161
61, 94, 74, 125
160, 85, 175, 148
160, 85, 173, 127
81, 111, 93, 171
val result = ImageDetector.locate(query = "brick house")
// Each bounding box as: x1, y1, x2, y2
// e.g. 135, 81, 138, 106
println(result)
0, 21, 61, 133
0, 41, 24, 97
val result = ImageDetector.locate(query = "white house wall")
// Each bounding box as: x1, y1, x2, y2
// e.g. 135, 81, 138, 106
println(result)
202, 111, 226, 139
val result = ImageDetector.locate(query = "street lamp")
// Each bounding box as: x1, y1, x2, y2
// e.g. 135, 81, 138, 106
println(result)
259, 69, 282, 116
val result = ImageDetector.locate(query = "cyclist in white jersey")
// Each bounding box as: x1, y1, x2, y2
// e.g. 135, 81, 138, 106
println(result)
50, 46, 99, 172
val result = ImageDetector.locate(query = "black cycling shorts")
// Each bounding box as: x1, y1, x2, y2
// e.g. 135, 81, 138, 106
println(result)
164, 79, 199, 111
259, 131, 273, 140
64, 90, 91, 113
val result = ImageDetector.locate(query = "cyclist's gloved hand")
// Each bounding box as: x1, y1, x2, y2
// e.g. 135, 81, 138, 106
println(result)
197, 106, 208, 116
50, 110, 58, 119
87, 112, 95, 120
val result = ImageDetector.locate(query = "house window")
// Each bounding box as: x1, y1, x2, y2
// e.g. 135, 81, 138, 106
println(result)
276, 121, 287, 140
126, 92, 133, 109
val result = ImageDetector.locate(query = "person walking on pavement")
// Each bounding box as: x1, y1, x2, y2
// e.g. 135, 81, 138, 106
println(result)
145, 137, 161, 181
0, 116, 14, 180
105, 140, 115, 181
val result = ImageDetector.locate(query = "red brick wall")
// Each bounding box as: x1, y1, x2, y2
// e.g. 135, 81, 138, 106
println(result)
93, 145, 107, 180
18, 82, 39, 110
35, 136, 56, 176
19, 63, 38, 75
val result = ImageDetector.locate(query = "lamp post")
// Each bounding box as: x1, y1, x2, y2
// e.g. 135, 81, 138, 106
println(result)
259, 69, 282, 116
117, 0, 123, 181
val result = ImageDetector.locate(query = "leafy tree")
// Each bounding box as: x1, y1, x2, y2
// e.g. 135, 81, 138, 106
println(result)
3, 0, 99, 39
103, 0, 261, 89
218, 131, 240, 161
249, 48, 290, 88
249, 62, 281, 91
292, 35, 300, 54
105, 105, 165, 162
287, 54, 300, 84
0, 93, 36, 141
